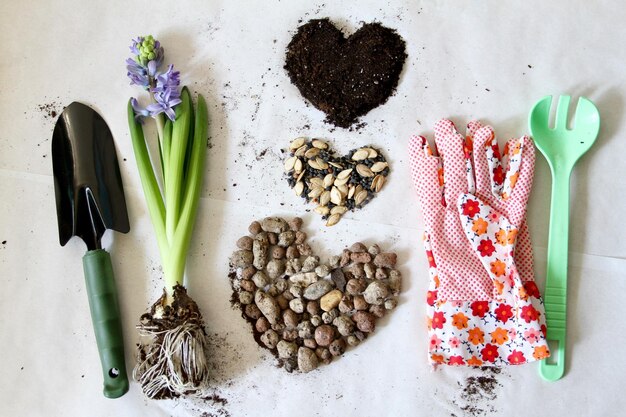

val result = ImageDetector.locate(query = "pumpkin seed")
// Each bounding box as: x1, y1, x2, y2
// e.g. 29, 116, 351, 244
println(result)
315, 157, 329, 170
351, 149, 369, 161
329, 161, 343, 169
323, 173, 334, 188
304, 147, 320, 159
330, 186, 343, 205
326, 213, 341, 227
337, 184, 348, 196
308, 186, 324, 199
373, 174, 385, 192
347, 185, 356, 199
334, 176, 349, 187
367, 148, 378, 158
295, 144, 307, 157
356, 164, 374, 177
294, 181, 304, 196
284, 156, 296, 172
312, 139, 328, 149
320, 190, 331, 206
370, 175, 379, 191
355, 190, 368, 206
290, 137, 305, 150
331, 205, 348, 215
308, 159, 321, 170
371, 161, 388, 173
315, 205, 330, 215
309, 177, 324, 188
294, 158, 303, 173
337, 168, 353, 180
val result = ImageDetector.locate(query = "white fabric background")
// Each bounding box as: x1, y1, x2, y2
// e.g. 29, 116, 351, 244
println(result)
1, 1, 625, 416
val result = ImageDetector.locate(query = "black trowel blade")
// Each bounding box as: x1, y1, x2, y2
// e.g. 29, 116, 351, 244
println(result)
52, 102, 130, 250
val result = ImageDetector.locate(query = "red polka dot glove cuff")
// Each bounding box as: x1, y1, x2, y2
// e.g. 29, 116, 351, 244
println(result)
408, 119, 550, 366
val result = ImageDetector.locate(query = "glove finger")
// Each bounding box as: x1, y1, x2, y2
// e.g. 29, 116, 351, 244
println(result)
408, 134, 443, 226
466, 120, 484, 138
471, 125, 502, 200
502, 135, 535, 225
434, 119, 469, 207
463, 121, 483, 194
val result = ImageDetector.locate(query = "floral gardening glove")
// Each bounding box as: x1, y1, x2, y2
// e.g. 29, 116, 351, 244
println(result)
408, 119, 550, 366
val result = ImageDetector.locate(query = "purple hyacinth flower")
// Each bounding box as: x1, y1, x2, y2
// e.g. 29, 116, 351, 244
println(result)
126, 58, 149, 88
152, 65, 180, 94
150, 40, 164, 68
129, 37, 142, 55
147, 87, 182, 121
145, 64, 182, 121
147, 60, 158, 77
130, 97, 150, 123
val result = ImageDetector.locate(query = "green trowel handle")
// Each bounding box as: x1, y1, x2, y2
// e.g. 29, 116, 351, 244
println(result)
540, 170, 570, 382
82, 249, 129, 398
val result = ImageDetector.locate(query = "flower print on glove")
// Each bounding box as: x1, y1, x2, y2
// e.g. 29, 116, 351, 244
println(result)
409, 119, 550, 366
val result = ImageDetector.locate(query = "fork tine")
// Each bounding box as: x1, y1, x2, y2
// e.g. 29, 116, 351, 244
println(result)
575, 97, 601, 138
529, 96, 552, 128
554, 95, 571, 130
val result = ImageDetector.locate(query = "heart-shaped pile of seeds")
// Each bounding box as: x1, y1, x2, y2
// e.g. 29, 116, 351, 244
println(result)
284, 137, 390, 226
228, 216, 402, 373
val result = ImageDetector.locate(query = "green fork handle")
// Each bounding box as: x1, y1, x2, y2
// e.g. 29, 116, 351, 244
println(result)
540, 169, 571, 381
82, 249, 129, 398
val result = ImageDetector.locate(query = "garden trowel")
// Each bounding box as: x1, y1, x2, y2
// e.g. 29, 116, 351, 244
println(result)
52, 102, 130, 398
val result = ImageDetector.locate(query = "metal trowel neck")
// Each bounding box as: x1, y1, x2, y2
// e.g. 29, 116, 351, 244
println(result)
81, 187, 106, 250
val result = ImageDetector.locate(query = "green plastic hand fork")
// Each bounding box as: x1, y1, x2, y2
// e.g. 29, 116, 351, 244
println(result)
529, 95, 600, 381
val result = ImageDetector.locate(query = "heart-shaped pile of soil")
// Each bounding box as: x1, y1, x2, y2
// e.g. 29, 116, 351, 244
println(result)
284, 18, 407, 128
228, 217, 402, 373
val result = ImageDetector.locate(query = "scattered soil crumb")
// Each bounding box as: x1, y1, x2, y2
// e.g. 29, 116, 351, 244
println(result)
203, 394, 228, 406
255, 148, 269, 161
349, 121, 368, 132
197, 394, 231, 417
454, 367, 502, 417
200, 412, 230, 417
37, 102, 64, 120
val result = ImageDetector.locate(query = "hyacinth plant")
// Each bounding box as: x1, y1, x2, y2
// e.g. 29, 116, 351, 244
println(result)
126, 35, 210, 399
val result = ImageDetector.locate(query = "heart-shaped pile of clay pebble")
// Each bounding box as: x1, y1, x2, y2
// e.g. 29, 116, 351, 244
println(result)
228, 216, 401, 373
284, 137, 390, 226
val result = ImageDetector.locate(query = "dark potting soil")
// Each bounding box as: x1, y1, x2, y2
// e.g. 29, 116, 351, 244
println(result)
139, 285, 205, 331
284, 18, 407, 128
